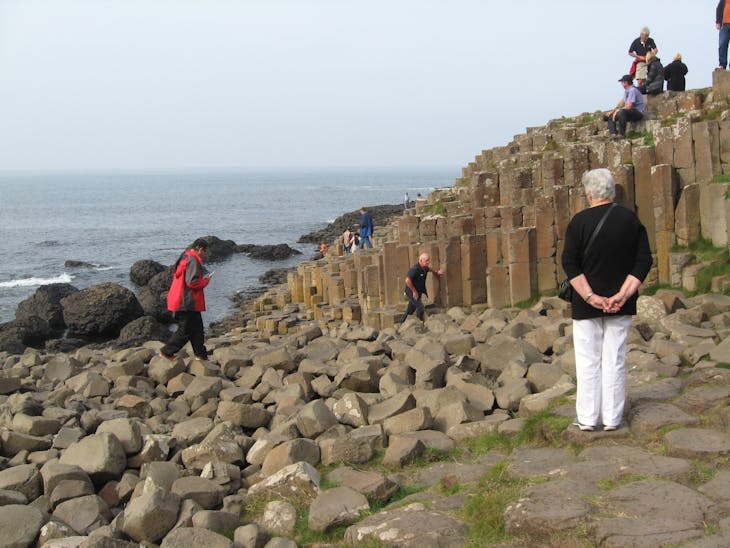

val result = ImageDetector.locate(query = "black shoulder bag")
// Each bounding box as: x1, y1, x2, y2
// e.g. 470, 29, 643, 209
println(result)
559, 204, 617, 302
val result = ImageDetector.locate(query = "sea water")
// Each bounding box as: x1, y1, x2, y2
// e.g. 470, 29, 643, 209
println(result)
0, 167, 456, 325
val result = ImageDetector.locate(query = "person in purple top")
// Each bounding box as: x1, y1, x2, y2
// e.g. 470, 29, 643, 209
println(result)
604, 75, 645, 138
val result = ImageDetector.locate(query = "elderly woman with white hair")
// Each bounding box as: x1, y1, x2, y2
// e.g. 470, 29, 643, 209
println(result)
561, 169, 652, 431
628, 26, 658, 88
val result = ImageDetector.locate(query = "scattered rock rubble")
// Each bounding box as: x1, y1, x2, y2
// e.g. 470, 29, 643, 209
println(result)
0, 288, 727, 546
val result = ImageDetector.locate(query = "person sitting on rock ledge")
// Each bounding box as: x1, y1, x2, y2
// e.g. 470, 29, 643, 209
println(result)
160, 238, 211, 361
603, 75, 645, 139
400, 252, 444, 327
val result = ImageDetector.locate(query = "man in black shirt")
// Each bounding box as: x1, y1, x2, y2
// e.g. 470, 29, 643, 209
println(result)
628, 27, 658, 88
401, 253, 444, 325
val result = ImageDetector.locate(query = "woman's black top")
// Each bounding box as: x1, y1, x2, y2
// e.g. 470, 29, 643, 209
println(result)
561, 203, 652, 320
664, 60, 688, 91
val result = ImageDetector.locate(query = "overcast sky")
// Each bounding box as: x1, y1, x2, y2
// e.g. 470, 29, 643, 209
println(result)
0, 1, 715, 173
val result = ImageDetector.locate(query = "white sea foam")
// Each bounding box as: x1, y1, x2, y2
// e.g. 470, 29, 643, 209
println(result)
0, 273, 74, 289
94, 266, 114, 271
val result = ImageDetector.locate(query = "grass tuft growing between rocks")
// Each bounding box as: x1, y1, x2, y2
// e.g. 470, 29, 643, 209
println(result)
292, 510, 349, 546
597, 475, 648, 491
462, 460, 529, 546
469, 411, 572, 456
422, 201, 447, 216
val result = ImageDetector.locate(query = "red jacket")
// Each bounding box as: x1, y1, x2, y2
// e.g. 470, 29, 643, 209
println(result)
166, 250, 209, 312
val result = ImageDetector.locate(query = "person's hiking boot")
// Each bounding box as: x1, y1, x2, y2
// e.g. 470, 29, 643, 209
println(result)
603, 424, 619, 431
195, 355, 208, 361
572, 418, 596, 432
159, 350, 176, 361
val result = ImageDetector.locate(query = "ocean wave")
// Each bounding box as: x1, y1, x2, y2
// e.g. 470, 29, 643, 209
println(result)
95, 266, 114, 271
0, 273, 74, 289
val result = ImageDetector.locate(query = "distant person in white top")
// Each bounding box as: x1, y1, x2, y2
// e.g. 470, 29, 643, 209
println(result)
404, 192, 410, 209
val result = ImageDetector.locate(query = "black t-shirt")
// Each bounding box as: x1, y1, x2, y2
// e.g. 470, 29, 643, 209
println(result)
561, 203, 652, 319
628, 37, 657, 57
405, 264, 430, 295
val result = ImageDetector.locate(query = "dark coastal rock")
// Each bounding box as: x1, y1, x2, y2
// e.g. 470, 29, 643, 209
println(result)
44, 337, 88, 353
130, 259, 167, 287
117, 315, 170, 347
61, 282, 144, 339
198, 235, 238, 262
259, 268, 292, 286
237, 243, 302, 261
64, 260, 97, 268
15, 282, 79, 329
148, 268, 174, 295
298, 204, 404, 244
136, 286, 173, 324
0, 316, 51, 353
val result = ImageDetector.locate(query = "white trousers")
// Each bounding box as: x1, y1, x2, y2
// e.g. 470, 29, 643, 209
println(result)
572, 315, 632, 428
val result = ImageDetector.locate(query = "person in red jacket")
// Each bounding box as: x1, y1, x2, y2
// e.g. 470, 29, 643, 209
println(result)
160, 238, 211, 360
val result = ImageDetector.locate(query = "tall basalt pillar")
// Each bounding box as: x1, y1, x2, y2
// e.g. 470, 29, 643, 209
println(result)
460, 234, 487, 305
633, 146, 656, 248
507, 227, 537, 304
651, 164, 679, 284
438, 237, 463, 307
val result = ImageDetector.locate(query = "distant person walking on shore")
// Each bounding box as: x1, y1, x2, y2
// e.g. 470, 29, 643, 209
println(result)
718, 1, 730, 70
604, 75, 645, 138
403, 192, 410, 209
342, 227, 354, 253
358, 207, 374, 249
161, 238, 211, 361
562, 169, 652, 431
664, 53, 688, 91
400, 253, 444, 326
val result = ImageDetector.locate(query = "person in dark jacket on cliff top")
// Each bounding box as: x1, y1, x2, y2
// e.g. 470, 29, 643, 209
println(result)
400, 253, 444, 326
664, 53, 688, 91
358, 207, 374, 249
639, 51, 664, 95
160, 238, 211, 361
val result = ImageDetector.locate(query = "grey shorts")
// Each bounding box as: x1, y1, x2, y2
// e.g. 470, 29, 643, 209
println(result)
635, 62, 648, 79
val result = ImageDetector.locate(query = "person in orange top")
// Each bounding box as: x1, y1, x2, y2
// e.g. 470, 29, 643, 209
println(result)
319, 242, 327, 254
717, 1, 730, 69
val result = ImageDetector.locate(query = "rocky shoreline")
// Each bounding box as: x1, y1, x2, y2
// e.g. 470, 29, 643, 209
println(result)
0, 204, 404, 356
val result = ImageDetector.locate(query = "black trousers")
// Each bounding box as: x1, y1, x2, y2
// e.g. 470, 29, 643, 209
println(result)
402, 288, 425, 322
606, 109, 643, 136
162, 311, 207, 359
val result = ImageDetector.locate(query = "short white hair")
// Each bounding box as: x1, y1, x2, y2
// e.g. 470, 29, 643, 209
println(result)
640, 26, 650, 36
582, 169, 616, 201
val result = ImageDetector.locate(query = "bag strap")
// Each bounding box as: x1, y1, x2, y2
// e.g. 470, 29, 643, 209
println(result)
583, 203, 616, 256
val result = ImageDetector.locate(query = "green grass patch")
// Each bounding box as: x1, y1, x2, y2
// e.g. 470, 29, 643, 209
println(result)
469, 411, 572, 457
367, 485, 425, 513
689, 460, 717, 485
513, 294, 541, 309
293, 509, 349, 546
543, 138, 560, 152
455, 176, 471, 188
695, 249, 730, 295
513, 412, 572, 447
422, 201, 447, 216
462, 461, 530, 546
625, 130, 654, 146
597, 475, 648, 491
717, 363, 730, 370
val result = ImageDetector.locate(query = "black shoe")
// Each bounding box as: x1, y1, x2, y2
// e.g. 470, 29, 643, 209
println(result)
159, 350, 176, 361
